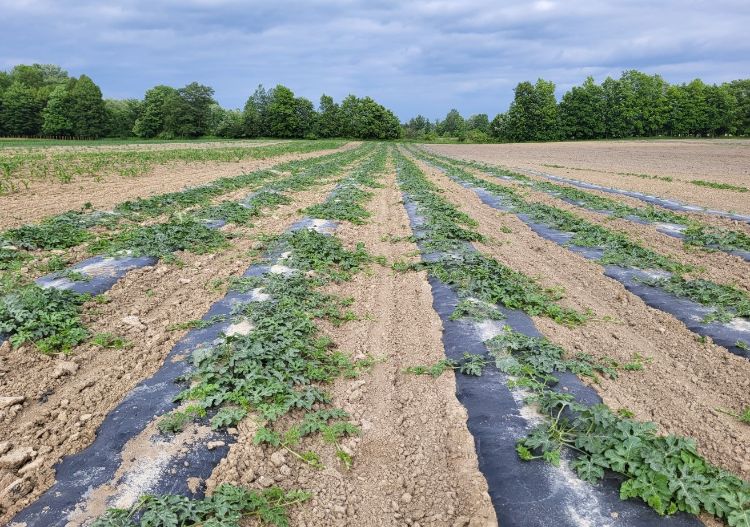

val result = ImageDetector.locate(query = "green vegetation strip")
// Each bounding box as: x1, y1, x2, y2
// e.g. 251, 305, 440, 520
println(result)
411, 149, 750, 321
0, 139, 345, 187
691, 180, 748, 193
304, 145, 389, 224
0, 144, 370, 273
394, 148, 587, 327
488, 327, 750, 525
92, 484, 310, 527
420, 149, 750, 254
0, 146, 374, 354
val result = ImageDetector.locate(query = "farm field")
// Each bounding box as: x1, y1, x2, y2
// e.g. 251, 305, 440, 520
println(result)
429, 139, 750, 215
0, 140, 749, 527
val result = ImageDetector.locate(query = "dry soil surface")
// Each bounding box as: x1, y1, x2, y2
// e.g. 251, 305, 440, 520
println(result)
205, 167, 497, 527
0, 177, 347, 523
428, 140, 750, 215
411, 155, 750, 482
0, 142, 355, 228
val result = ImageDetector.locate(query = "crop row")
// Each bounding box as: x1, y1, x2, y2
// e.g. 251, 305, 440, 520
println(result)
90, 145, 391, 525
0, 140, 346, 191
0, 145, 375, 354
393, 149, 750, 526
424, 150, 750, 256
411, 148, 750, 333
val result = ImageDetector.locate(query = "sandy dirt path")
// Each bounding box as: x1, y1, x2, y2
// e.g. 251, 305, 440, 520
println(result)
428, 140, 750, 215
409, 155, 750, 483
0, 178, 348, 523
0, 142, 355, 229
460, 165, 750, 292
205, 166, 497, 527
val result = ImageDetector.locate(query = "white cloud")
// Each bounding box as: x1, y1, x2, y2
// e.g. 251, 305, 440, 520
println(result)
0, 0, 748, 119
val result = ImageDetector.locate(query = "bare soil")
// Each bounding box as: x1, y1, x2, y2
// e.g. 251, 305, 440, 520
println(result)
463, 166, 750, 292
205, 167, 496, 526
0, 180, 345, 523
0, 140, 287, 154
412, 155, 750, 482
0, 142, 355, 229
428, 139, 750, 215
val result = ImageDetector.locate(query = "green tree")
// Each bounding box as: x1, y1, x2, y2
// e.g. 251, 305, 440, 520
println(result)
316, 94, 341, 137
438, 109, 465, 137
1, 81, 44, 135
558, 76, 605, 139
295, 96, 316, 138
133, 85, 180, 138
242, 85, 270, 137
727, 79, 750, 135
69, 75, 107, 137
177, 82, 215, 137
466, 113, 490, 133
105, 99, 141, 137
42, 83, 75, 135
506, 79, 559, 141
266, 85, 300, 138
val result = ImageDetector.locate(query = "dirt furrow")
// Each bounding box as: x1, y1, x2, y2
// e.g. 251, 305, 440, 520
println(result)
0, 180, 344, 523
0, 142, 357, 228
427, 140, 750, 215
411, 155, 750, 481
461, 165, 750, 292
205, 167, 497, 526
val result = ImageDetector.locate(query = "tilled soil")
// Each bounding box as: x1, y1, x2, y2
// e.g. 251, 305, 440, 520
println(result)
0, 140, 287, 154
0, 142, 356, 228
0, 180, 346, 523
462, 166, 750, 292
412, 155, 750, 481
428, 140, 750, 215
205, 168, 497, 526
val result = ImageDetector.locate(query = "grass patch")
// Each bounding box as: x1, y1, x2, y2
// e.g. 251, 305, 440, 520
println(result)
691, 180, 748, 193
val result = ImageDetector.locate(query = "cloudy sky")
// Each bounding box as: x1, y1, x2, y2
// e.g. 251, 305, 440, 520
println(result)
2, 0, 749, 120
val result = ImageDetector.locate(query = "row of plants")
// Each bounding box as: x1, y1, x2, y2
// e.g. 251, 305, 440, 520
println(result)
95, 150, 391, 526
410, 149, 750, 324
393, 149, 588, 327
395, 152, 750, 526
0, 139, 345, 189
422, 150, 750, 255
0, 145, 377, 354
0, 144, 373, 272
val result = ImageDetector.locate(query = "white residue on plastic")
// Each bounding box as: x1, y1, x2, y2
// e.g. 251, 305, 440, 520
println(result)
279, 251, 292, 260
269, 264, 294, 275
726, 318, 750, 333
655, 223, 686, 233
249, 288, 270, 302
474, 319, 506, 342
224, 319, 254, 337
110, 448, 172, 509
308, 218, 336, 234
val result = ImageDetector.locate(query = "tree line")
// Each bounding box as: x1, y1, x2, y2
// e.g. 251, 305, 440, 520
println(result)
0, 64, 401, 140
403, 70, 750, 142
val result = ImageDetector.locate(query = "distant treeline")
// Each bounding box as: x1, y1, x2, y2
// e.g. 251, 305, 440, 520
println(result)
0, 64, 401, 140
404, 70, 750, 142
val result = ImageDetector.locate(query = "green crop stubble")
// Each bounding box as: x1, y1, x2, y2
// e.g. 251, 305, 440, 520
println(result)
413, 149, 750, 322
